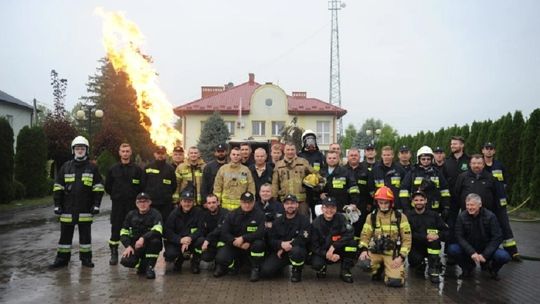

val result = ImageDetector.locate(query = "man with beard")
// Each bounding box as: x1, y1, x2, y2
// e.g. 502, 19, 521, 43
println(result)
195, 194, 229, 268
105, 143, 142, 265
261, 194, 310, 282
454, 155, 519, 261
406, 191, 448, 283
141, 145, 177, 222
240, 142, 254, 167
444, 136, 470, 223
359, 186, 412, 287
214, 147, 255, 211
201, 143, 228, 201
174, 146, 206, 206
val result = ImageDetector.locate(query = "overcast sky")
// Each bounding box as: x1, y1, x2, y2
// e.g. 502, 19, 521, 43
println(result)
1, 0, 539, 135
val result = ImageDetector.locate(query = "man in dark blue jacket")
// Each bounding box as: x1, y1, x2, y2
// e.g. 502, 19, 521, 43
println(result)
448, 193, 511, 280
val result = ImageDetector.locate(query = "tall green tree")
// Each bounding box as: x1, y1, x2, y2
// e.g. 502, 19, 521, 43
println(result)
518, 109, 540, 204
352, 118, 398, 148
82, 58, 154, 160
341, 124, 357, 150
197, 112, 230, 162
510, 111, 525, 202
15, 126, 49, 197
0, 117, 14, 203
530, 134, 540, 209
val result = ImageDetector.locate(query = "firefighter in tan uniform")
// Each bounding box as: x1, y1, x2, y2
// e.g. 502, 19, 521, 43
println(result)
174, 146, 206, 205
271, 142, 315, 216
214, 147, 255, 211
359, 186, 412, 287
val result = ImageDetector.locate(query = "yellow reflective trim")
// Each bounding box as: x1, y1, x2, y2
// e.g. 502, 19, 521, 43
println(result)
152, 224, 163, 234
163, 179, 172, 185
345, 246, 357, 252
503, 239, 516, 247
414, 177, 423, 185
145, 254, 159, 258
399, 190, 409, 198
332, 179, 345, 189
500, 198, 508, 207
108, 240, 121, 245
290, 259, 304, 266
250, 252, 265, 257
190, 227, 198, 234
358, 179, 367, 185
64, 177, 75, 183
427, 229, 438, 234
427, 248, 441, 255
348, 186, 360, 194
120, 228, 131, 236
400, 222, 411, 231
217, 241, 225, 248
400, 248, 410, 255
375, 181, 384, 188
432, 201, 440, 209
247, 226, 258, 232
146, 168, 160, 174
440, 189, 450, 197
359, 242, 369, 248
132, 179, 140, 184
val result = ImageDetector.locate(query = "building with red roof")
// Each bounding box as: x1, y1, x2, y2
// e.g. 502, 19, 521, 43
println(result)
174, 73, 347, 151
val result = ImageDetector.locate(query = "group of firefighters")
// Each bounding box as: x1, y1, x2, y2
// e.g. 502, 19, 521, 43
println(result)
49, 130, 518, 287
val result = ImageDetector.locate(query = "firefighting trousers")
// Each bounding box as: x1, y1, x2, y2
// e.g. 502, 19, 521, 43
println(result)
369, 253, 405, 284
408, 240, 442, 275
311, 242, 358, 271
120, 237, 163, 269
163, 238, 202, 262
260, 246, 307, 277
193, 238, 222, 262
56, 222, 92, 261
215, 240, 266, 269
109, 199, 135, 248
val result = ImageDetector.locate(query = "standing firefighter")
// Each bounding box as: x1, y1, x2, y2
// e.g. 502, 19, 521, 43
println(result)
49, 136, 104, 269
359, 186, 412, 287
105, 143, 143, 265
119, 192, 163, 279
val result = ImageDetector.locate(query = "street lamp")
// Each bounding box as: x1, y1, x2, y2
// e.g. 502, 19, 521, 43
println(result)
366, 128, 382, 144
76, 104, 104, 139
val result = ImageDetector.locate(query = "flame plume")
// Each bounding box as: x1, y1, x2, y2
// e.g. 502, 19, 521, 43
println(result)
95, 7, 181, 152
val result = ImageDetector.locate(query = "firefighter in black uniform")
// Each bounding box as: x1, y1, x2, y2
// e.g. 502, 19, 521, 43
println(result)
372, 146, 406, 210
433, 146, 446, 172
444, 136, 470, 224
195, 193, 229, 267
164, 190, 204, 274
213, 191, 266, 282
399, 146, 451, 218
119, 192, 163, 279
50, 136, 104, 269
319, 151, 360, 211
142, 145, 177, 222
454, 155, 519, 261
362, 143, 377, 171
261, 194, 310, 282
200, 143, 228, 201
256, 183, 284, 230
105, 143, 142, 265
407, 191, 448, 283
481, 142, 520, 260
344, 148, 375, 234
397, 146, 413, 174
311, 196, 358, 283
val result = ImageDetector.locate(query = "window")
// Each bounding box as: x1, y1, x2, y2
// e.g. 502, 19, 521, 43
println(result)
271, 121, 285, 136
200, 120, 206, 130
316, 120, 330, 144
252, 121, 265, 136
265, 98, 273, 106
224, 121, 235, 135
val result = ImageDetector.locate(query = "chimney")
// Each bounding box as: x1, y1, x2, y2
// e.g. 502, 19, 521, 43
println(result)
201, 86, 224, 98
292, 92, 307, 99
248, 73, 255, 85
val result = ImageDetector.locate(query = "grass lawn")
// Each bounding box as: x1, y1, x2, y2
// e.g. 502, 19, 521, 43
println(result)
0, 195, 52, 213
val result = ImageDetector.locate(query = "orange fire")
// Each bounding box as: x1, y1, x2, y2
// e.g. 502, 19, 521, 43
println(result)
95, 7, 181, 152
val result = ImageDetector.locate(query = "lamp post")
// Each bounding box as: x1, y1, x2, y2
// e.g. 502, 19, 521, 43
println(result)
366, 128, 382, 144
76, 104, 104, 139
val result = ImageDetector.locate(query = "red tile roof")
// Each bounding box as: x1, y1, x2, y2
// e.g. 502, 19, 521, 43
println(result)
174, 79, 347, 118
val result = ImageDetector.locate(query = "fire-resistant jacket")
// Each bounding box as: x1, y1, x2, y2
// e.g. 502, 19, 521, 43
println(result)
399, 165, 450, 213
319, 165, 360, 211
219, 207, 265, 245
174, 159, 206, 204
120, 208, 163, 247
372, 161, 406, 209
53, 159, 104, 224
213, 162, 255, 210
141, 160, 177, 206
272, 156, 315, 202
311, 213, 356, 257
268, 213, 311, 252
105, 161, 142, 203
359, 210, 412, 258
164, 207, 204, 245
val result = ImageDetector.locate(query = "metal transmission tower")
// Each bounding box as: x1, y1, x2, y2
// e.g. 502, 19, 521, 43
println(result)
328, 0, 345, 140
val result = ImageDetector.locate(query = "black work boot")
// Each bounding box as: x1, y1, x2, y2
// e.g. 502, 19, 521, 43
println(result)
291, 266, 302, 283
173, 259, 184, 272
316, 265, 327, 279
428, 256, 441, 283
213, 264, 227, 277
81, 259, 94, 268
371, 266, 383, 281
340, 269, 353, 283
250, 266, 261, 282
146, 265, 156, 279
191, 256, 201, 274
109, 246, 118, 266
49, 257, 69, 269
137, 259, 148, 275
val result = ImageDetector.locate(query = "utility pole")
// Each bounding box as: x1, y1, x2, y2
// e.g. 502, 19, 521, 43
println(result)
328, 0, 345, 141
